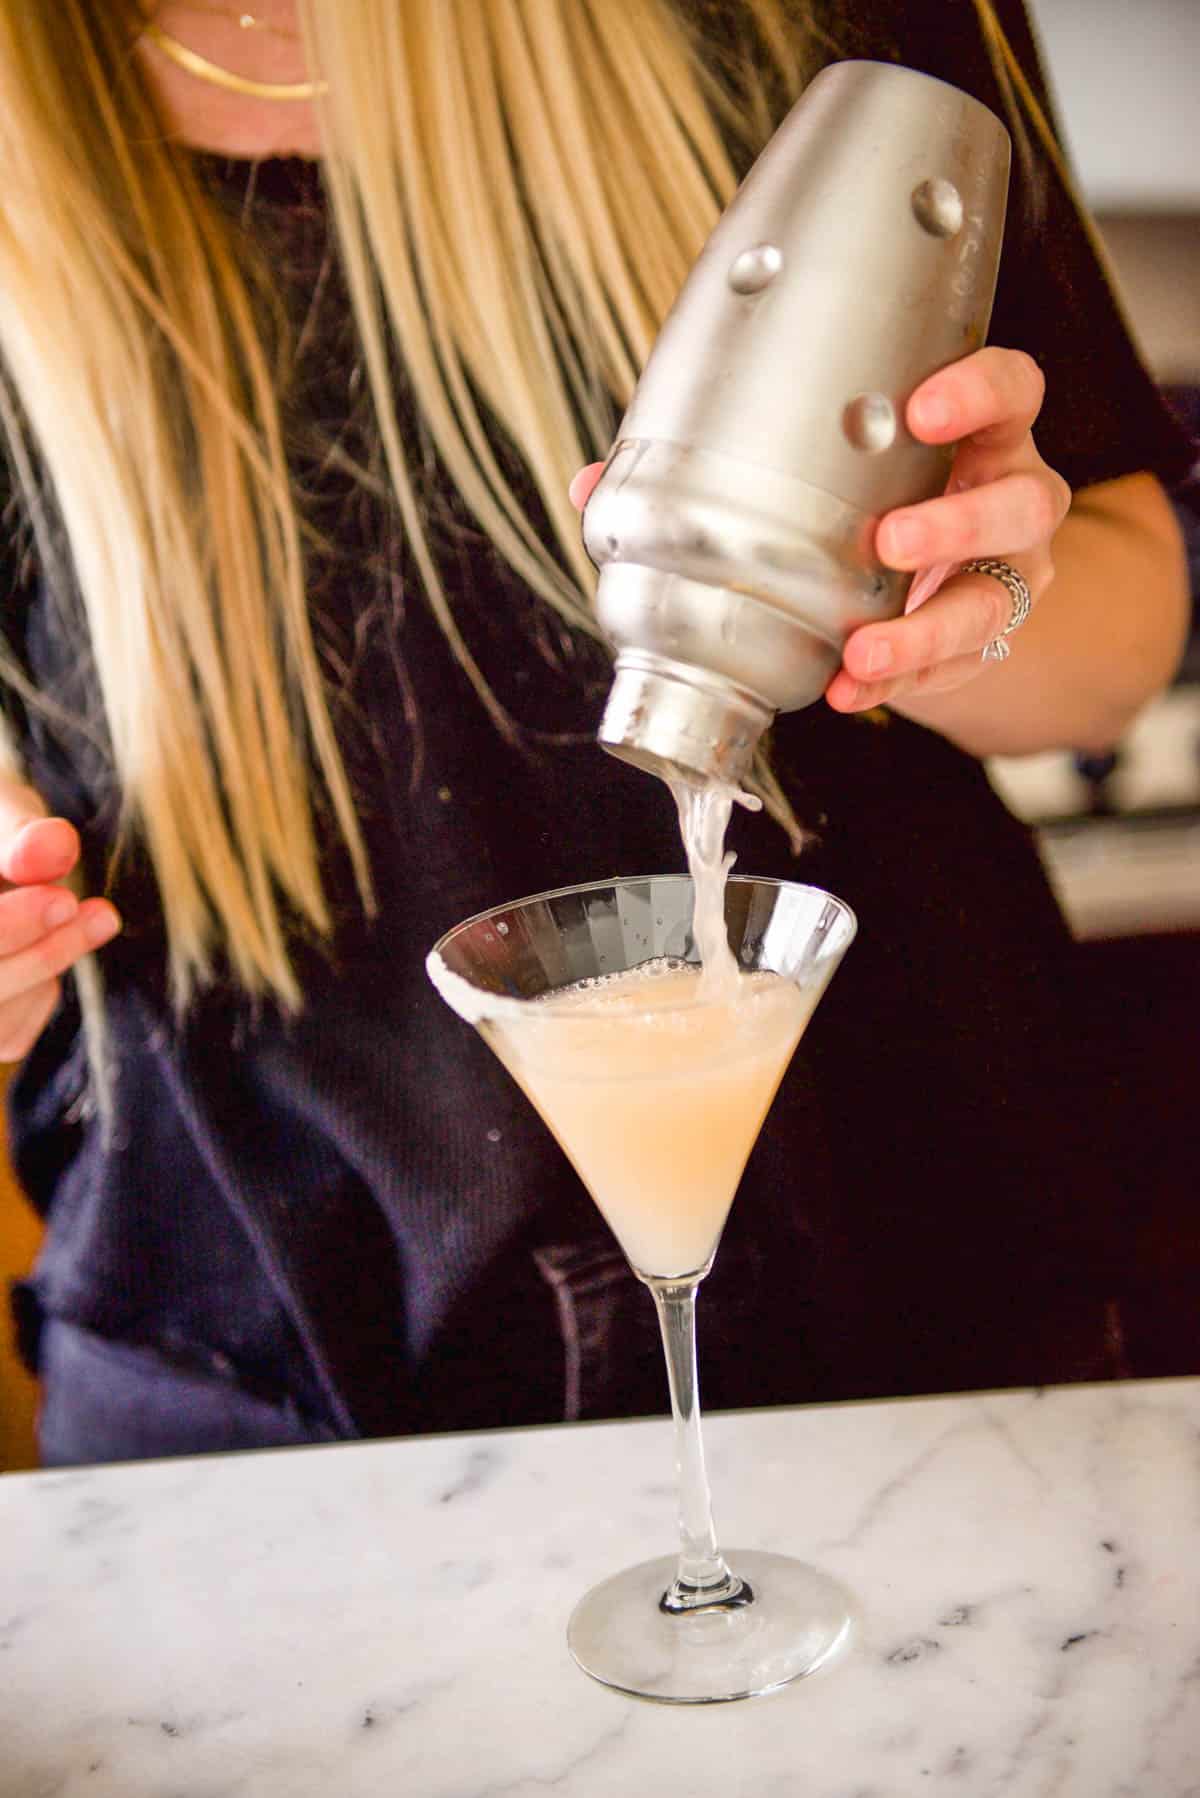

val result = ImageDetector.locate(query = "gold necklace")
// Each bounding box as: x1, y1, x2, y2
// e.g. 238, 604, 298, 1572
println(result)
143, 21, 327, 101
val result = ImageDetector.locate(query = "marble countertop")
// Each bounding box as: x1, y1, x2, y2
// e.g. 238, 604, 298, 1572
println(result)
3, 1377, 1199, 1796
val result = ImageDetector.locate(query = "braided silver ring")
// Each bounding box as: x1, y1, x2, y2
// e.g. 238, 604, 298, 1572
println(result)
961, 557, 1033, 663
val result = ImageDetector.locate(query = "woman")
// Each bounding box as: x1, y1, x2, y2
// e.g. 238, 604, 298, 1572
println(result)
0, 0, 1192, 1463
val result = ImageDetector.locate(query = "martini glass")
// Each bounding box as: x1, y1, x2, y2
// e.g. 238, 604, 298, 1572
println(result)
427, 873, 856, 1703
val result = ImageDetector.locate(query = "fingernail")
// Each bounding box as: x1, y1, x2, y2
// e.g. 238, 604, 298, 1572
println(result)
886, 517, 925, 560
44, 894, 77, 930
915, 392, 952, 432
83, 905, 121, 948
865, 640, 894, 676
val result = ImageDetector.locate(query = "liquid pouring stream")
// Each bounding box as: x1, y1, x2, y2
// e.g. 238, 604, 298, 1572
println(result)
669, 779, 762, 993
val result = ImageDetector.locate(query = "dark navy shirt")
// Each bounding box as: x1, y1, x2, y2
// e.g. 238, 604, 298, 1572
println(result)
4, 1, 1196, 1458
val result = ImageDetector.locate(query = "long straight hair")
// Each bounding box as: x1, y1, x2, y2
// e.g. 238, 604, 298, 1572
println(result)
0, 0, 815, 1023
0, 0, 1045, 1031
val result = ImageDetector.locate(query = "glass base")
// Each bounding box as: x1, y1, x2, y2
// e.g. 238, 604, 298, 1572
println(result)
567, 1550, 853, 1704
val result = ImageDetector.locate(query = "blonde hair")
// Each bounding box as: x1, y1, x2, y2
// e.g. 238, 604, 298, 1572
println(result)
0, 0, 1050, 1035
0, 0, 815, 1031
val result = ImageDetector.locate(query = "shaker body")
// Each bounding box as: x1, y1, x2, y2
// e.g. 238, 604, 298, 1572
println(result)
583, 60, 1011, 785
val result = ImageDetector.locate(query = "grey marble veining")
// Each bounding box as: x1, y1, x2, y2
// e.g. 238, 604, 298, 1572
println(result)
2, 1379, 1199, 1796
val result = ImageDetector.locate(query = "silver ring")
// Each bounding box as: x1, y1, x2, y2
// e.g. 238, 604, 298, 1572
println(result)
961, 557, 1032, 663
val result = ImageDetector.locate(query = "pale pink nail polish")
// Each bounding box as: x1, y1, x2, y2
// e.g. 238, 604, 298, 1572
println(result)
916, 393, 952, 431
83, 907, 121, 948
887, 519, 924, 559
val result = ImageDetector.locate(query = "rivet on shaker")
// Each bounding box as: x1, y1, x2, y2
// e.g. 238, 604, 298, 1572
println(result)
727, 243, 784, 295
911, 177, 965, 238
843, 393, 898, 454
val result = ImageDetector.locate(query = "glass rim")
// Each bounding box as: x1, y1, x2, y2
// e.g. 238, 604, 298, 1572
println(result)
427, 873, 858, 1022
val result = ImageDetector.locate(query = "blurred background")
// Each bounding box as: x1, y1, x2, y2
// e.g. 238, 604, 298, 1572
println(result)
988, 0, 1200, 1336
992, 0, 1200, 930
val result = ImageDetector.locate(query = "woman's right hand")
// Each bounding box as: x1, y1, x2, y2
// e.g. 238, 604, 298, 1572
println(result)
0, 778, 121, 1063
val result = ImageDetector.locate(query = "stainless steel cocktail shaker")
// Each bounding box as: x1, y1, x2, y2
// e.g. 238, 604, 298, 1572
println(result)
583, 60, 1011, 786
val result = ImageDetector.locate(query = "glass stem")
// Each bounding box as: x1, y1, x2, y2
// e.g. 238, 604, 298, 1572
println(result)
648, 1279, 751, 1613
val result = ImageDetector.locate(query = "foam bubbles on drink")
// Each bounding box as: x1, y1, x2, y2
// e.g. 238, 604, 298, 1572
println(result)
535, 957, 694, 1008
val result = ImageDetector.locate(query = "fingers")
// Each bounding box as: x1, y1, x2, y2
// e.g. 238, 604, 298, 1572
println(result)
1, 816, 81, 887
568, 463, 605, 511
0, 897, 121, 1010
877, 469, 1070, 572
0, 768, 80, 886
836, 563, 1039, 705
0, 885, 83, 956
0, 886, 122, 1063
0, 782, 122, 1065
843, 345, 1069, 714
830, 645, 1004, 714
908, 345, 1046, 452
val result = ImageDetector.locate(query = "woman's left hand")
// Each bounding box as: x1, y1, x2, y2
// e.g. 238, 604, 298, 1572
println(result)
826, 345, 1072, 714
